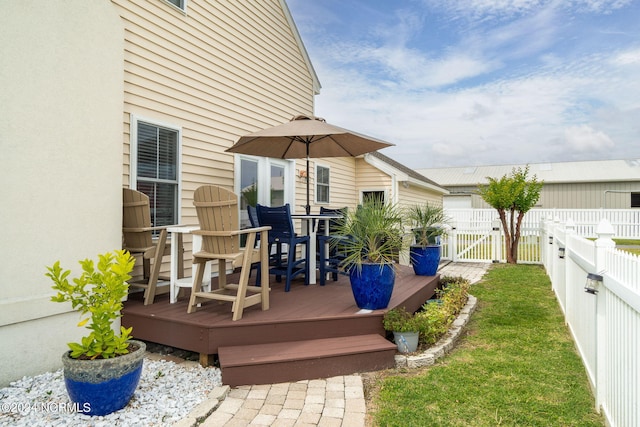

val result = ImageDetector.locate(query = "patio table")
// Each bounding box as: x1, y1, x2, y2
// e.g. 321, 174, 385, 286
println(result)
167, 225, 211, 303
290, 214, 342, 285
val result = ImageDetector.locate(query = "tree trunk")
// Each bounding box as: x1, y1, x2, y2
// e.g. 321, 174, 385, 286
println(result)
497, 209, 515, 264
511, 211, 526, 263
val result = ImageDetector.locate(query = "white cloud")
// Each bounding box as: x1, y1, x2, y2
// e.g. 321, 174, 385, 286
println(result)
611, 48, 640, 65
425, 0, 632, 18
314, 47, 638, 167
288, 0, 640, 168
570, 0, 632, 13
564, 125, 615, 151
425, 0, 547, 20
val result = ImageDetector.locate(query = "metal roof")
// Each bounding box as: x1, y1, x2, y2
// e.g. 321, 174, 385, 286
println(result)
416, 159, 640, 186
368, 151, 449, 193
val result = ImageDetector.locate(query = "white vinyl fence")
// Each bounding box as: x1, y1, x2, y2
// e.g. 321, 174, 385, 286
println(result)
443, 208, 640, 425
442, 209, 640, 264
542, 218, 640, 427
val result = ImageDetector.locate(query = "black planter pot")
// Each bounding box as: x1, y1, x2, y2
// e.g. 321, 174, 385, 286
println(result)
349, 263, 395, 310
61, 340, 145, 416
410, 245, 440, 276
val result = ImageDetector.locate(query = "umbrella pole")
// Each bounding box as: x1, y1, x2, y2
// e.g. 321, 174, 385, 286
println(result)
305, 153, 310, 215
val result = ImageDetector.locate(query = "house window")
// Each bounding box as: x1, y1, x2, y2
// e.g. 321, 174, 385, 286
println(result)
316, 165, 330, 203
132, 117, 180, 228
164, 0, 187, 11
632, 193, 640, 208
362, 190, 385, 204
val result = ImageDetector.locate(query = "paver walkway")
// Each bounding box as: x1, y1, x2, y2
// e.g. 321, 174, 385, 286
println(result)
181, 262, 489, 427
200, 376, 366, 427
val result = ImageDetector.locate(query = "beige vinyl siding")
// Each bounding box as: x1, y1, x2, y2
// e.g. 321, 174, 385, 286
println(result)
305, 158, 358, 212
397, 184, 442, 210
326, 158, 359, 208
115, 0, 315, 224
114, 0, 316, 274
355, 158, 394, 201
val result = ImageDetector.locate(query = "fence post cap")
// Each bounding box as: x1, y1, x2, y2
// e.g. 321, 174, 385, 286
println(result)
595, 218, 615, 235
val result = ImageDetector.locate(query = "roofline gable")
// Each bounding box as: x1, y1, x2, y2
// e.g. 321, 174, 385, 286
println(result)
280, 0, 321, 94
364, 152, 449, 195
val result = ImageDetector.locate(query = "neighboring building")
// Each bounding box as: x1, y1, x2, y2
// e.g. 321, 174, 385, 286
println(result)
417, 159, 640, 210
0, 0, 443, 385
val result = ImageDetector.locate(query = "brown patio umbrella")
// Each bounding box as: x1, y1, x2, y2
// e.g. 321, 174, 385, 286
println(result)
226, 115, 394, 214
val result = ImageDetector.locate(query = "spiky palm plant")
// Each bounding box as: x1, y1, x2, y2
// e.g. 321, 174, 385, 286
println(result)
333, 199, 405, 272
406, 203, 449, 246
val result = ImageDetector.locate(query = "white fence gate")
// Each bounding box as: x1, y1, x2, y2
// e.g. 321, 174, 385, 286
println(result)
442, 209, 640, 264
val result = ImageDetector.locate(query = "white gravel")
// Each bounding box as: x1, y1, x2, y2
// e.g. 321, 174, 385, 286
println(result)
0, 358, 222, 426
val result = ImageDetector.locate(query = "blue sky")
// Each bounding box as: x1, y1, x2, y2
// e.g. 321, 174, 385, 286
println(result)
286, 0, 640, 169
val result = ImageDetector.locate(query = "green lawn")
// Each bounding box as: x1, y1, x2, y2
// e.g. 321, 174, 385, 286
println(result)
367, 264, 604, 427
614, 239, 640, 256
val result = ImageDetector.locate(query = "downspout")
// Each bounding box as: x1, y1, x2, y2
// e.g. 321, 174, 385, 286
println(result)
391, 173, 399, 204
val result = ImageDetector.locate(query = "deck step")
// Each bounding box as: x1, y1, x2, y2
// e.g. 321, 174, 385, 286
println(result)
218, 334, 397, 387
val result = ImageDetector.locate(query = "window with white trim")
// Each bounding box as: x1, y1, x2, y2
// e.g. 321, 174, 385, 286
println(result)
632, 193, 640, 208
131, 117, 180, 228
316, 165, 330, 203
164, 0, 187, 12
362, 190, 385, 204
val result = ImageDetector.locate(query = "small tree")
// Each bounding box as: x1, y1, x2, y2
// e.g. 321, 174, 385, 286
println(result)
477, 166, 543, 263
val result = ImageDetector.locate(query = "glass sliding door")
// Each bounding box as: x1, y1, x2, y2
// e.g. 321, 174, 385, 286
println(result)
236, 156, 292, 230
270, 163, 285, 206
239, 158, 259, 230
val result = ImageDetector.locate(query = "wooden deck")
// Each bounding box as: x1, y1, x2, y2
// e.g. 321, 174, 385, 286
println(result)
122, 265, 440, 386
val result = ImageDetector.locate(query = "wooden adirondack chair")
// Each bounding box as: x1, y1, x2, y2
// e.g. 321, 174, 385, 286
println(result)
122, 188, 173, 305
187, 185, 271, 320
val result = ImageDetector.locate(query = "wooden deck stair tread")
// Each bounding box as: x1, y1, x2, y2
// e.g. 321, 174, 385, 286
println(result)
122, 269, 440, 386
219, 334, 395, 367
218, 334, 397, 386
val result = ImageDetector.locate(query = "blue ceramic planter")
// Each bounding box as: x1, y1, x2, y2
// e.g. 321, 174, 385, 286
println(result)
61, 340, 145, 416
349, 263, 395, 310
410, 245, 440, 276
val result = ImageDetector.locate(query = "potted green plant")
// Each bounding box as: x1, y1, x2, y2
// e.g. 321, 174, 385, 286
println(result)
406, 203, 449, 276
46, 249, 145, 416
333, 199, 406, 310
382, 307, 420, 353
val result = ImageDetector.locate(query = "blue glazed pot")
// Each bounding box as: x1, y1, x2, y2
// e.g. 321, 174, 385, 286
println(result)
410, 245, 440, 276
349, 263, 395, 310
61, 340, 145, 416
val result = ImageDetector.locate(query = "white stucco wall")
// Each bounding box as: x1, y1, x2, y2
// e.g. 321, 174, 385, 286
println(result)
0, 2, 124, 386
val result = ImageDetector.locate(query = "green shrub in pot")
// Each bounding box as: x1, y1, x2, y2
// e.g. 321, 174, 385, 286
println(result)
382, 307, 420, 333
47, 249, 136, 359
46, 249, 146, 416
